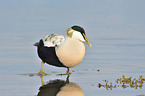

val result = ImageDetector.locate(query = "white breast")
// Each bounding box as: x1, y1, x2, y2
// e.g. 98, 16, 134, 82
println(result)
56, 38, 85, 68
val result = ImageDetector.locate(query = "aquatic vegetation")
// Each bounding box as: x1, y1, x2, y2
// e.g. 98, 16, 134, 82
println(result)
136, 95, 144, 96
98, 75, 145, 90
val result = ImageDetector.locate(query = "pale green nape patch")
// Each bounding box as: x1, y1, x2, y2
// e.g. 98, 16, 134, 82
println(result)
66, 28, 75, 38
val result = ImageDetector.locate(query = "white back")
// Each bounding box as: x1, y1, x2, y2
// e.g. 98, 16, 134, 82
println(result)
43, 34, 65, 47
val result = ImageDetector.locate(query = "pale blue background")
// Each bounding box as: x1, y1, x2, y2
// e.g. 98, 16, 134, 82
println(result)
0, 0, 145, 96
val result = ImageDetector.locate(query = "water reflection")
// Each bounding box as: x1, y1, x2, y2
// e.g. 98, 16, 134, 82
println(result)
37, 75, 84, 96
98, 75, 145, 90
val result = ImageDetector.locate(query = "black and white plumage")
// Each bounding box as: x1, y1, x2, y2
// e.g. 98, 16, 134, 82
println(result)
34, 25, 92, 75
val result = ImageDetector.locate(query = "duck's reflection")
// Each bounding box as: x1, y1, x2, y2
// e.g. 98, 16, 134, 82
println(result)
37, 75, 84, 96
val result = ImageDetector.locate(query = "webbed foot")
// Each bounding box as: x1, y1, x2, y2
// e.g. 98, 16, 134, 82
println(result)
36, 70, 49, 76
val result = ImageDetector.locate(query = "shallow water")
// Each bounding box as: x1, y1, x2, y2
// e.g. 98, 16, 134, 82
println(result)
0, 0, 145, 96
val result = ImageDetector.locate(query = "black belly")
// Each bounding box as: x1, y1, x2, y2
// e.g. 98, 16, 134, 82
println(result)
37, 39, 66, 67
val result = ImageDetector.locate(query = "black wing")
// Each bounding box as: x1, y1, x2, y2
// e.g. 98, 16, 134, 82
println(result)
37, 39, 66, 67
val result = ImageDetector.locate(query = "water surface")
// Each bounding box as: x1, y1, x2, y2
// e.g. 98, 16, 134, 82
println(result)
0, 0, 145, 96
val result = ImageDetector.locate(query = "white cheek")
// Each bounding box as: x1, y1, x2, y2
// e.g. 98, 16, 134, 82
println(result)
72, 31, 85, 42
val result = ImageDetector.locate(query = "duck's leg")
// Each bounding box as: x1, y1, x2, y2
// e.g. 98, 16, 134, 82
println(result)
36, 61, 48, 76
39, 75, 44, 86
66, 67, 71, 75
66, 74, 70, 83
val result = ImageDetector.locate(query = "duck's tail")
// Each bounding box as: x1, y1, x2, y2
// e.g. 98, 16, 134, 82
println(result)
33, 42, 39, 46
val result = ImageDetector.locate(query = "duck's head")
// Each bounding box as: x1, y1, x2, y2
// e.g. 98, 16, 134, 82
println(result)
66, 25, 92, 47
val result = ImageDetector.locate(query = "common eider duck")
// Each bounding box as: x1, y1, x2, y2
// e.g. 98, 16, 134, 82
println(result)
34, 25, 92, 75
